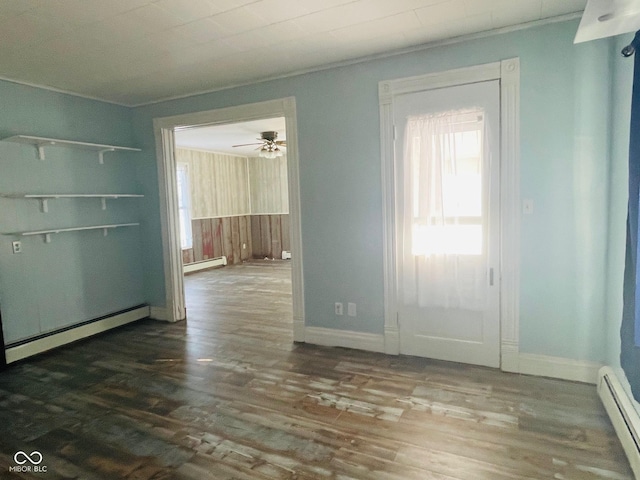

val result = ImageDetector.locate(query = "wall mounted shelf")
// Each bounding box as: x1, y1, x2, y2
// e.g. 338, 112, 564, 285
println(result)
6, 223, 140, 243
0, 193, 144, 212
2, 135, 141, 162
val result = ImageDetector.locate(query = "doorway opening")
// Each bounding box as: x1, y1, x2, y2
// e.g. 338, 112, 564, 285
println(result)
154, 98, 305, 342
174, 117, 290, 270
173, 118, 293, 329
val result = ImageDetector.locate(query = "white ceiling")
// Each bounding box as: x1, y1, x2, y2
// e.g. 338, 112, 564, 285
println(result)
0, 0, 587, 106
175, 117, 286, 156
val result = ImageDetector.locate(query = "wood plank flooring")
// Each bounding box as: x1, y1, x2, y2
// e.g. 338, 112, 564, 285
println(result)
0, 260, 633, 479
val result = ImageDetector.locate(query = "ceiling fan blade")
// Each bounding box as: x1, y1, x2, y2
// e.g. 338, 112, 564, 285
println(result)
276, 141, 287, 146
232, 142, 263, 147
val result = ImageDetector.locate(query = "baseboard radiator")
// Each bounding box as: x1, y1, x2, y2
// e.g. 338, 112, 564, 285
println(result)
183, 256, 227, 274
598, 366, 640, 477
4, 305, 150, 364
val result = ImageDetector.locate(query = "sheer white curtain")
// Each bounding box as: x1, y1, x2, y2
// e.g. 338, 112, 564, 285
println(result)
399, 108, 489, 311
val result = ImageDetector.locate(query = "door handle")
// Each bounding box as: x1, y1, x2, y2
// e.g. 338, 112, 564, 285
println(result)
489, 268, 494, 286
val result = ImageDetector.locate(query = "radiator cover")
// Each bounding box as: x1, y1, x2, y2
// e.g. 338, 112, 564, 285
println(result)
598, 366, 640, 478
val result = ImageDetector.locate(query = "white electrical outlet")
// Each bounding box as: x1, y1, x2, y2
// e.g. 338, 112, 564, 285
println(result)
348, 303, 356, 317
335, 302, 344, 316
12, 241, 22, 254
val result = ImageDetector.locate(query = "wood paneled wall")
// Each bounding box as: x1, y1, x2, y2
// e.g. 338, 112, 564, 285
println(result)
248, 156, 289, 214
182, 216, 252, 265
251, 214, 291, 259
178, 148, 291, 265
182, 214, 290, 265
176, 148, 250, 218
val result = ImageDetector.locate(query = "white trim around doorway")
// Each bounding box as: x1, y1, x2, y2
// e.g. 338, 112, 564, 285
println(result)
153, 97, 305, 342
378, 59, 521, 371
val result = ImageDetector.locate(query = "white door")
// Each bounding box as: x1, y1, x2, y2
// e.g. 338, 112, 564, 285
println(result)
393, 80, 500, 367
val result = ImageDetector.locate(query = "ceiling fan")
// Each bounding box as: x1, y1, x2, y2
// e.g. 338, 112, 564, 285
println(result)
232, 131, 286, 158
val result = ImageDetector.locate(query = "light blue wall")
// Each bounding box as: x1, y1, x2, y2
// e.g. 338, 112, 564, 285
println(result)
0, 18, 625, 365
133, 19, 618, 363
518, 31, 613, 361
605, 34, 634, 369
0, 81, 145, 343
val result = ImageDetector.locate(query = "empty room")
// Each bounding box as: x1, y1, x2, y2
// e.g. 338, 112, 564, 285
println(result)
0, 0, 639, 478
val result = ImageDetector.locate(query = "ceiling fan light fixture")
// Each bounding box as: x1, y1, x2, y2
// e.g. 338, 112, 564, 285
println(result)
233, 130, 286, 157
260, 150, 277, 159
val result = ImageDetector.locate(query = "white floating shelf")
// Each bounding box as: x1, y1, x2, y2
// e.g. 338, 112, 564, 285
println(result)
0, 193, 144, 212
6, 223, 140, 243
2, 135, 141, 162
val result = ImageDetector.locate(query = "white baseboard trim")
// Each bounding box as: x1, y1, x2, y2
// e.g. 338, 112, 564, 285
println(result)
306, 328, 599, 384
515, 353, 601, 384
149, 306, 170, 322
305, 327, 385, 353
183, 256, 227, 274
293, 316, 305, 342
500, 340, 520, 373
598, 366, 640, 477
5, 306, 150, 364
384, 325, 400, 355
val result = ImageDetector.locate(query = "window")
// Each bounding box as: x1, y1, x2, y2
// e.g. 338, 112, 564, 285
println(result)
176, 163, 192, 250
407, 109, 485, 256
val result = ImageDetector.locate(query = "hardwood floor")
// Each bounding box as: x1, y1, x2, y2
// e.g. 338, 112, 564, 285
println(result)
0, 260, 633, 479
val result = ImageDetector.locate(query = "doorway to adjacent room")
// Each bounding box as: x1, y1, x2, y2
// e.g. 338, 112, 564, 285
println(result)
154, 98, 305, 342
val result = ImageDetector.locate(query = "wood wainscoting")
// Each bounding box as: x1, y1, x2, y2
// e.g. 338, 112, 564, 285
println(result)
182, 214, 290, 266
251, 214, 290, 259
182, 216, 251, 266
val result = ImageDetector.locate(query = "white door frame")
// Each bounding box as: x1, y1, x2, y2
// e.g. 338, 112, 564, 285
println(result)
379, 59, 521, 371
153, 97, 305, 342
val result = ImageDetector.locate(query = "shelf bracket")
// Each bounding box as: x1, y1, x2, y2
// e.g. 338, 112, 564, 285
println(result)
44, 233, 52, 244
35, 141, 56, 160
101, 198, 107, 210
103, 228, 109, 237
40, 199, 49, 213
36, 145, 46, 160
98, 148, 115, 165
